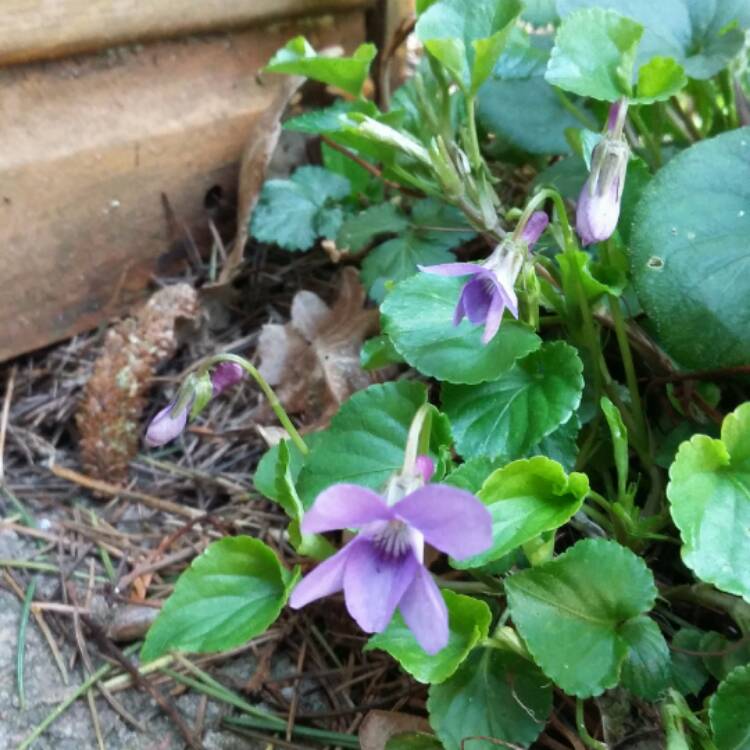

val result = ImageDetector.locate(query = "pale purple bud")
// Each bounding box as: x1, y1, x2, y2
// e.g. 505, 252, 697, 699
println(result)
211, 362, 245, 396
145, 400, 190, 447
415, 455, 435, 484
519, 211, 549, 247
576, 138, 629, 246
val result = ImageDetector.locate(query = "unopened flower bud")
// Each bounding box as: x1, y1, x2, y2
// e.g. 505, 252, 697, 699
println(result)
145, 400, 189, 447
211, 362, 245, 396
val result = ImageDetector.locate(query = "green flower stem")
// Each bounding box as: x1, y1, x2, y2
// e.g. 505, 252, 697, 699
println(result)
608, 293, 648, 450
464, 95, 483, 170
201, 354, 308, 456
662, 584, 750, 636
553, 89, 598, 130
629, 107, 662, 169
720, 69, 739, 130
576, 698, 608, 750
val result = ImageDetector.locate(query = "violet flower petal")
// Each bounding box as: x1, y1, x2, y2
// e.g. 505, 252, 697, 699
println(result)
394, 485, 492, 560
418, 262, 484, 277
398, 565, 449, 654
343, 542, 419, 633
144, 401, 189, 447
460, 275, 493, 324
211, 362, 245, 396
288, 541, 357, 609
301, 484, 393, 534
481, 287, 507, 344
521, 211, 549, 248
415, 455, 435, 484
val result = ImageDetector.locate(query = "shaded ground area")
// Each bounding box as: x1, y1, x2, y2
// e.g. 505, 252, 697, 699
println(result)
0, 141, 415, 746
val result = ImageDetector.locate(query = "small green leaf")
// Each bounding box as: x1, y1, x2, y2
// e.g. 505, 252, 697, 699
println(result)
668, 403, 750, 601
366, 591, 492, 684
428, 647, 552, 750
361, 200, 475, 302
251, 166, 351, 251
265, 37, 376, 97
699, 631, 750, 682
416, 0, 523, 92
557, 249, 627, 303
631, 127, 750, 370
601, 397, 629, 499
382, 273, 541, 385
546, 7, 643, 100
619, 615, 672, 700
671, 628, 710, 697
253, 434, 324, 504
296, 381, 427, 509
337, 203, 409, 252
710, 665, 750, 750
283, 100, 379, 135
634, 55, 687, 102
442, 342, 584, 459
526, 415, 581, 473
360, 335, 405, 370
141, 537, 298, 662
444, 457, 505, 493
452, 457, 589, 569
506, 538, 658, 697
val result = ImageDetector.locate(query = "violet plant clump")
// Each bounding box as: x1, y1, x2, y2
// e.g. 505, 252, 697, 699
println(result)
137, 3, 750, 749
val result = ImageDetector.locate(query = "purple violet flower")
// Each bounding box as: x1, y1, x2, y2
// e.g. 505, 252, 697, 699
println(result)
576, 100, 630, 246
144, 400, 190, 447
288, 473, 492, 654
419, 211, 548, 344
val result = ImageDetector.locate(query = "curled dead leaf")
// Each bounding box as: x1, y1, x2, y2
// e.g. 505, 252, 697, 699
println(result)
257, 267, 381, 427
76, 284, 199, 484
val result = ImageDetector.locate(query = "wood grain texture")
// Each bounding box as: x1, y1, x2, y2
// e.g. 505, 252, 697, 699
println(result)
0, 0, 370, 66
0, 12, 365, 361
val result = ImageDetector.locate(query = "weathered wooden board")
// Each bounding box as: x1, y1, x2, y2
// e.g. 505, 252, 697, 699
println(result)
0, 0, 370, 66
0, 12, 366, 361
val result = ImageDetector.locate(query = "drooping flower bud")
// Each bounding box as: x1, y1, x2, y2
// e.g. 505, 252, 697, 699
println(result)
145, 400, 190, 447
576, 100, 630, 246
211, 362, 245, 396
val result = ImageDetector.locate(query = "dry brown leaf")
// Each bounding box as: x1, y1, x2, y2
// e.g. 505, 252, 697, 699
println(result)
257, 267, 380, 426
76, 284, 199, 483
214, 75, 303, 286
359, 710, 432, 750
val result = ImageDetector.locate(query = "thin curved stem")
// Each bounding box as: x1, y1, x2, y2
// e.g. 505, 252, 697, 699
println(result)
202, 354, 308, 456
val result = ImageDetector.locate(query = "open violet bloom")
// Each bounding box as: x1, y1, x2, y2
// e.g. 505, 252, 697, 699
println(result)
144, 362, 245, 447
576, 100, 630, 246
419, 211, 548, 344
288, 460, 492, 654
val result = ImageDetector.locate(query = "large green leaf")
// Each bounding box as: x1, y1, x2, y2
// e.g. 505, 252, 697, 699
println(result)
250, 166, 350, 251
452, 457, 589, 569
619, 615, 672, 700
296, 381, 427, 509
546, 7, 686, 101
710, 665, 750, 750
546, 7, 643, 100
630, 128, 750, 370
442, 342, 584, 459
668, 403, 750, 601
670, 628, 710, 697
366, 591, 492, 684
478, 75, 583, 155
427, 647, 552, 750
141, 537, 297, 661
416, 0, 523, 92
506, 538, 658, 697
265, 37, 376, 97
381, 273, 541, 385
360, 200, 475, 302
557, 0, 750, 79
